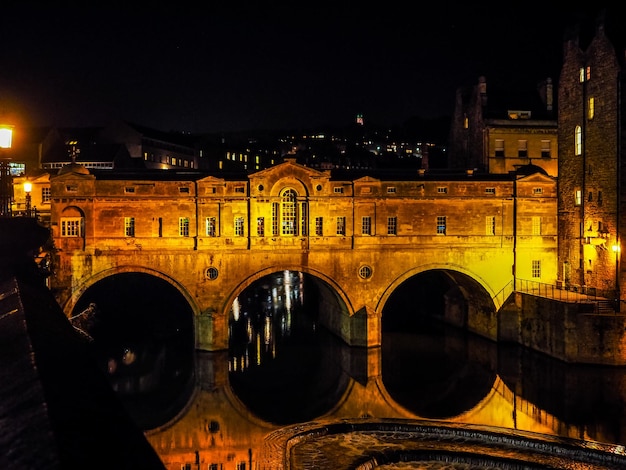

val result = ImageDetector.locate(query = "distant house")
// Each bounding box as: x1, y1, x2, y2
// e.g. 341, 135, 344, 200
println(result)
448, 76, 558, 176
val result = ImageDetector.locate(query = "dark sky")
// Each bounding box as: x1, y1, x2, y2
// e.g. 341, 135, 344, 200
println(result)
0, 3, 612, 134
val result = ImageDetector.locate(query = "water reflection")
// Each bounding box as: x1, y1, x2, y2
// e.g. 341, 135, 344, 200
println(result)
72, 270, 626, 468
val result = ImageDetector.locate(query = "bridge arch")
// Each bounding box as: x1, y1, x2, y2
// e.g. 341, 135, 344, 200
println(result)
220, 265, 354, 320
62, 265, 201, 320
378, 264, 503, 340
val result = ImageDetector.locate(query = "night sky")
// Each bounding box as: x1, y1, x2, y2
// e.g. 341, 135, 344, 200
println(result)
0, 4, 612, 134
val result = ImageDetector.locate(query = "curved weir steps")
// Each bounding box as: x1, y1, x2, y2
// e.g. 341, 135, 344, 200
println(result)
261, 419, 626, 469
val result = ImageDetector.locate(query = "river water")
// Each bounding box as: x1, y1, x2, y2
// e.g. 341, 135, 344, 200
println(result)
71, 270, 626, 469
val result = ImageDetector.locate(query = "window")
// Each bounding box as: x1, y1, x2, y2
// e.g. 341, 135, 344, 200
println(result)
436, 216, 446, 235
234, 186, 245, 193
179, 217, 190, 237
575, 190, 582, 206
541, 140, 551, 158
179, 186, 190, 193
533, 187, 543, 195
532, 260, 541, 278
598, 191, 603, 206
575, 125, 582, 156
486, 216, 495, 235
588, 191, 593, 202
495, 139, 504, 157
235, 217, 244, 236
588, 97, 594, 119
257, 217, 264, 236
124, 217, 135, 237
437, 187, 447, 194
300, 202, 308, 235
387, 187, 397, 193
361, 216, 372, 235
205, 217, 217, 237
205, 267, 219, 280
485, 187, 496, 195
387, 216, 397, 235
579, 66, 591, 82
272, 202, 279, 235
518, 140, 528, 158
61, 217, 83, 237
315, 217, 323, 236
333, 186, 344, 194
336, 216, 346, 235
281, 189, 297, 235
125, 186, 135, 193
532, 216, 541, 235
41, 187, 51, 203
358, 265, 373, 279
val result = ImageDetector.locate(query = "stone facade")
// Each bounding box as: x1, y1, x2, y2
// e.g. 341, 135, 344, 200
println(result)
48, 160, 557, 351
557, 19, 625, 299
449, 76, 558, 176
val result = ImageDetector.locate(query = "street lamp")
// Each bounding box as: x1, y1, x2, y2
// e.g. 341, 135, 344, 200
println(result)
23, 181, 32, 217
0, 124, 13, 217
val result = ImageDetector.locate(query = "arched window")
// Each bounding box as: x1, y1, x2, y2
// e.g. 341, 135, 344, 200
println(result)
281, 189, 298, 235
575, 125, 582, 156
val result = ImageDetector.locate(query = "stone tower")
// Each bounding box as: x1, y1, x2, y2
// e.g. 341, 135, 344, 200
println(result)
557, 9, 626, 300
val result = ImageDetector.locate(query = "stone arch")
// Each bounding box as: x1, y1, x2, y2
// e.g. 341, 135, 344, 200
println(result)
220, 265, 354, 320
377, 263, 503, 341
269, 176, 310, 197
62, 264, 201, 320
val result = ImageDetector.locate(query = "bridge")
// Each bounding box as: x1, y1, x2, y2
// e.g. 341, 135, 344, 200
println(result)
48, 160, 558, 350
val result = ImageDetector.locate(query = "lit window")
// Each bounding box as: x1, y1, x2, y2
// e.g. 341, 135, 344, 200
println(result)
387, 216, 397, 235
575, 190, 582, 206
61, 217, 83, 237
486, 216, 495, 235
579, 67, 591, 82
588, 97, 594, 119
124, 217, 135, 237
532, 216, 541, 235
436, 216, 446, 235
532, 260, 541, 278
41, 187, 51, 203
205, 217, 217, 237
463, 115, 469, 129
362, 216, 371, 235
179, 217, 190, 237
234, 217, 244, 236
336, 216, 346, 236
281, 189, 297, 235
575, 125, 582, 156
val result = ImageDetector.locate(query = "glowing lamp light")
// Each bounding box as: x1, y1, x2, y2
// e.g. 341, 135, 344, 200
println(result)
0, 126, 13, 149
23, 181, 32, 194
613, 244, 621, 253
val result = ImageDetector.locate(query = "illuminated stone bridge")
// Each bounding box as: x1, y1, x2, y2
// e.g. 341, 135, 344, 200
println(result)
49, 160, 558, 351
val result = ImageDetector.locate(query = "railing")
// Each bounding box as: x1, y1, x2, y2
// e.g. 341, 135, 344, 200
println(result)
514, 278, 620, 313
515, 278, 607, 301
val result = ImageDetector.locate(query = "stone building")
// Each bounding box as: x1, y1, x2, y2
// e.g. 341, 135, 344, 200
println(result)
448, 76, 558, 176
557, 10, 626, 298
